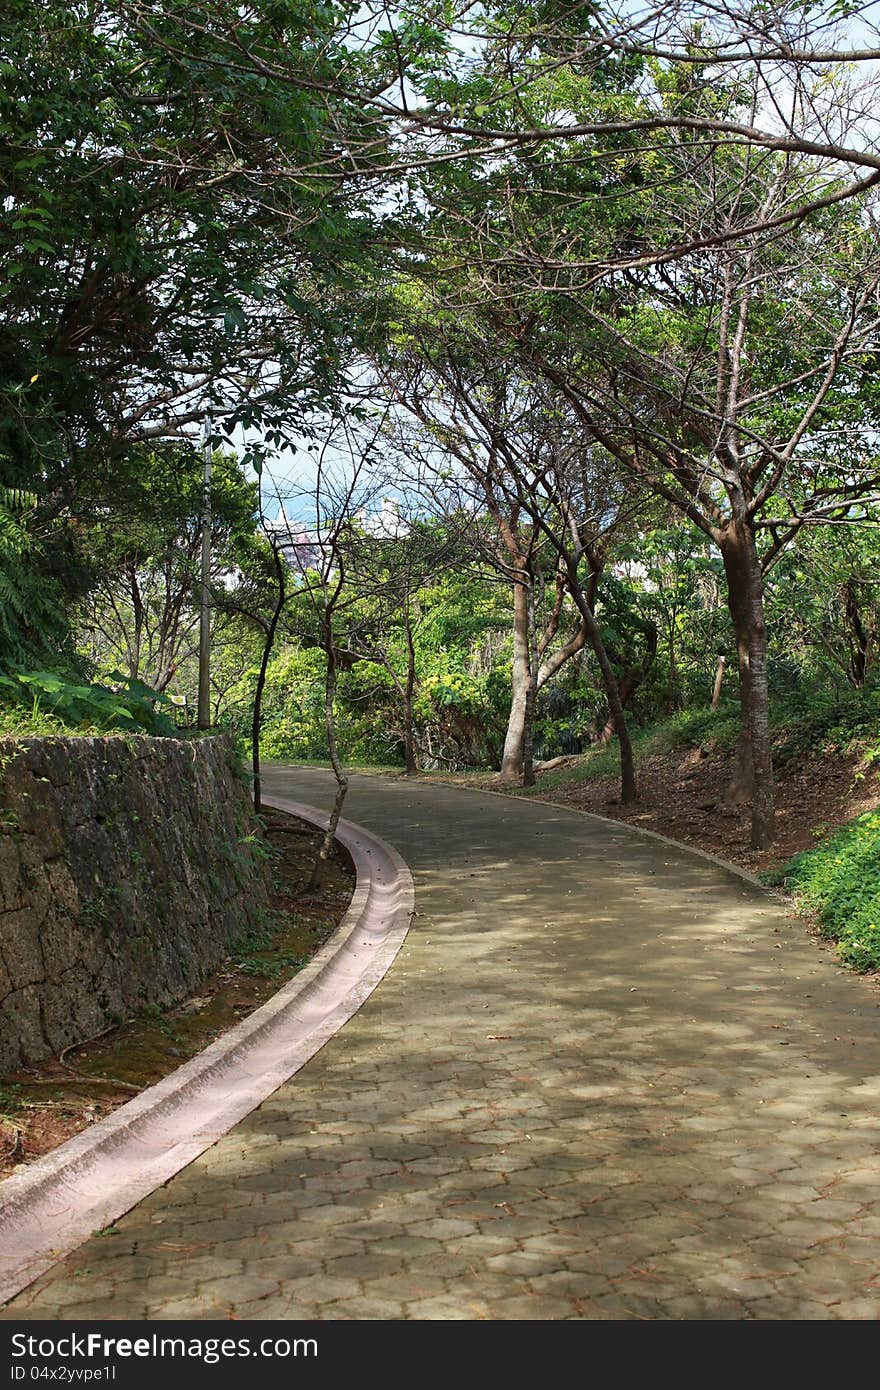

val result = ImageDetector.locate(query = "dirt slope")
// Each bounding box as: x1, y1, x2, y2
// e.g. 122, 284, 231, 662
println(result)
531, 744, 880, 876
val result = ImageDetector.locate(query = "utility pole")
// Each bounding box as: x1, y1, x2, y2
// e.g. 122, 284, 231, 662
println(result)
197, 413, 213, 729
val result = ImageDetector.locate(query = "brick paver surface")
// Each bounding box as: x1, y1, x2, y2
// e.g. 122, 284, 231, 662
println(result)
4, 768, 880, 1320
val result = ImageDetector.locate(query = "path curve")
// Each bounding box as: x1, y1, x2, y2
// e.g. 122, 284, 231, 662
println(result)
0, 799, 412, 1306
4, 767, 880, 1321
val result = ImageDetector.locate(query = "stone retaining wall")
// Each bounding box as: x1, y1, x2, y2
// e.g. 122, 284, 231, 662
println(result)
0, 734, 269, 1070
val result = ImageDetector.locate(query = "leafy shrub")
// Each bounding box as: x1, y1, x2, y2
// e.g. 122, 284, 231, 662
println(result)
647, 704, 741, 754
0, 669, 176, 736
771, 679, 880, 761
769, 809, 880, 971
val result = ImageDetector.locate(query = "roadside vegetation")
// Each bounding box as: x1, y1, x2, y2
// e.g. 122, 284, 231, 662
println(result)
766, 813, 880, 973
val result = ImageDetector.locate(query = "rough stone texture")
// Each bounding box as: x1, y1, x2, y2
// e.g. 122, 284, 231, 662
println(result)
5, 767, 880, 1322
0, 735, 269, 1069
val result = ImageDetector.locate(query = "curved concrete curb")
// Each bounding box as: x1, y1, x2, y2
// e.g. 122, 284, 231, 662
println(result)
420, 774, 771, 890
513, 791, 768, 888
0, 798, 414, 1306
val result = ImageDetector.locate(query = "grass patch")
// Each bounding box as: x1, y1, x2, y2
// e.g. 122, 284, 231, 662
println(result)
0, 706, 78, 739
519, 742, 621, 794
228, 911, 316, 981
766, 809, 880, 972
514, 683, 880, 801
0, 1085, 22, 1114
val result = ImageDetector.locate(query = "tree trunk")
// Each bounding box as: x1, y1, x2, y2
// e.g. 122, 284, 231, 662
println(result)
522, 583, 539, 787
711, 654, 726, 710
720, 518, 774, 849
499, 578, 531, 784
402, 608, 418, 776
309, 615, 348, 889
597, 622, 658, 745
843, 580, 868, 688
128, 566, 143, 683
251, 550, 286, 815
596, 670, 641, 746
251, 636, 271, 817
566, 560, 637, 803
521, 677, 537, 787
152, 664, 177, 695
666, 612, 678, 712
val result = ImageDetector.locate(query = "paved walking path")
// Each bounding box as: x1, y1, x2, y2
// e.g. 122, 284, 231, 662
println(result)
4, 768, 880, 1320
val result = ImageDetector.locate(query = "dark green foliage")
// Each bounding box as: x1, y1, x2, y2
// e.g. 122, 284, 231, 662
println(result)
762, 680, 880, 774
0, 0, 383, 674
79, 443, 265, 693
0, 0, 373, 463
0, 486, 71, 666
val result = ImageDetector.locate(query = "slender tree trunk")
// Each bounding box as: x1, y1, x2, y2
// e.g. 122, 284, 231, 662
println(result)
667, 618, 678, 712
251, 549, 286, 816
152, 664, 178, 695
402, 608, 418, 776
310, 607, 348, 888
843, 580, 868, 688
720, 518, 774, 849
499, 578, 531, 784
522, 582, 539, 787
596, 671, 642, 745
711, 654, 727, 710
565, 561, 637, 803
597, 623, 658, 745
128, 567, 143, 682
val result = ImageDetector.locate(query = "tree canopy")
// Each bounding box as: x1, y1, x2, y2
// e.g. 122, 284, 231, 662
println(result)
4, 0, 880, 850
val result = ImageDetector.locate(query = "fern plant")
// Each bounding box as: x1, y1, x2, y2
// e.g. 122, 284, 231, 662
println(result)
0, 484, 68, 668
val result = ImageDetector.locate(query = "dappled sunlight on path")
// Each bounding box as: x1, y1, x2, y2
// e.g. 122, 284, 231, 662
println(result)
5, 769, 880, 1320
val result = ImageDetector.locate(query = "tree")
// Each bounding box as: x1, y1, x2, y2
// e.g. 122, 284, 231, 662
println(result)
764, 524, 880, 693
400, 45, 880, 844
624, 522, 727, 714
328, 513, 465, 776
520, 188, 880, 843
376, 327, 649, 796
77, 444, 261, 693
267, 411, 399, 865
0, 0, 386, 675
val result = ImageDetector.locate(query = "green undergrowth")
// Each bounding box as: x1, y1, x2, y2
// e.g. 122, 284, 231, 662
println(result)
511, 705, 741, 796
262, 757, 409, 777
770, 679, 880, 766
0, 670, 177, 737
228, 912, 313, 981
268, 678, 880, 791
765, 810, 880, 972
514, 682, 880, 800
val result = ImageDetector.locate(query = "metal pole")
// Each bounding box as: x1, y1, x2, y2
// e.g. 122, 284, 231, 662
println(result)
197, 413, 213, 729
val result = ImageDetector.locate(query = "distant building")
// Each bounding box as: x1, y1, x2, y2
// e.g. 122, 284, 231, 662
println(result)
357, 496, 408, 539
263, 508, 321, 575
264, 498, 410, 575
